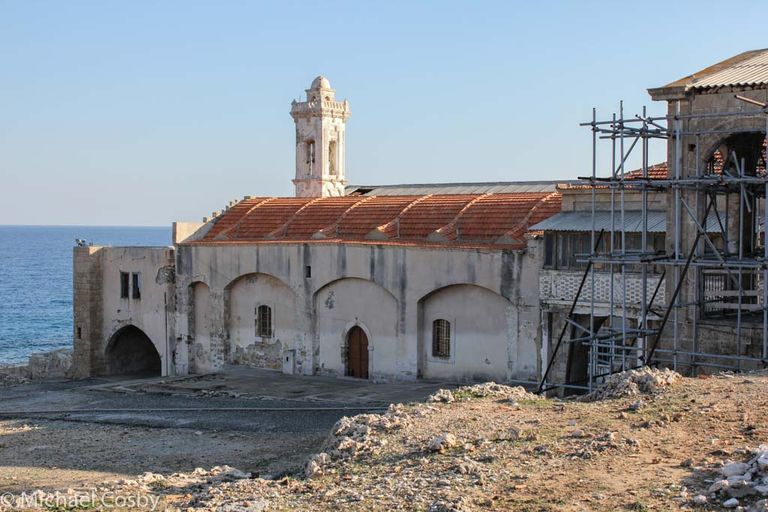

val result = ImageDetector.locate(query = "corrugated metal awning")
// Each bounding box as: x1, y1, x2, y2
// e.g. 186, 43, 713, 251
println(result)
530, 211, 667, 233
530, 210, 731, 234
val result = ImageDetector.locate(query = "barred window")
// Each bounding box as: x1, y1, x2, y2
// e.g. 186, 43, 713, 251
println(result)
256, 305, 273, 338
432, 319, 451, 358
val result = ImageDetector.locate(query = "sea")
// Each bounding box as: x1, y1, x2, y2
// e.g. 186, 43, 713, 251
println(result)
0, 225, 170, 364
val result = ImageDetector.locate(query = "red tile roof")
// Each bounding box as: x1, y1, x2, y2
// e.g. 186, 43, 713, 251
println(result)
571, 143, 767, 187
621, 162, 670, 180
190, 192, 562, 250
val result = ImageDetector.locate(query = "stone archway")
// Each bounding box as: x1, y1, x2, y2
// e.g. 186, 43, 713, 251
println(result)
105, 325, 161, 377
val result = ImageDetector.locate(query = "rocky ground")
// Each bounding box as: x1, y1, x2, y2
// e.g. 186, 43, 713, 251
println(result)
3, 368, 768, 511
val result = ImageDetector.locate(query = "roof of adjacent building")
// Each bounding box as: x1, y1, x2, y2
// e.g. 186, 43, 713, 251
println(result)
530, 209, 728, 234
651, 49, 768, 94
187, 192, 563, 250
530, 210, 667, 233
346, 180, 580, 196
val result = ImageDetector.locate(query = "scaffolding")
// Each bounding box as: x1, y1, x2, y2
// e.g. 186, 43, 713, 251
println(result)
539, 98, 768, 394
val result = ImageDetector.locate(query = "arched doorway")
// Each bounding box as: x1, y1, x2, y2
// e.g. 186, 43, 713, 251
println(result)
105, 325, 161, 377
345, 326, 369, 379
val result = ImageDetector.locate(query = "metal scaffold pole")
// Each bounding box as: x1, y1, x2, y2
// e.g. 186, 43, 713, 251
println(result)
541, 101, 768, 395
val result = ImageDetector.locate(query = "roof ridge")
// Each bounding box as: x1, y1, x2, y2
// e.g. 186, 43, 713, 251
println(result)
426, 193, 492, 243
314, 195, 376, 239
347, 180, 573, 188
265, 197, 322, 239
214, 197, 276, 241
366, 194, 434, 240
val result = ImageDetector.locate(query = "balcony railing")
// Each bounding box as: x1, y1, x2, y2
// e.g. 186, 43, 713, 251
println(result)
701, 268, 764, 317
291, 100, 350, 115
540, 269, 666, 309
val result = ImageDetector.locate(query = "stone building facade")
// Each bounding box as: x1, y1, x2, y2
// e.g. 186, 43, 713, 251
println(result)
72, 77, 566, 383
75, 55, 768, 387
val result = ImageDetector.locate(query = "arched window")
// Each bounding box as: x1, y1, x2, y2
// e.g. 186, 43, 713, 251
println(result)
328, 140, 337, 176
305, 140, 315, 171
256, 305, 273, 338
432, 319, 451, 358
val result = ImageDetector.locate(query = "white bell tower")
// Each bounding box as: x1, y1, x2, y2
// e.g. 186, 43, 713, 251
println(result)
290, 76, 351, 197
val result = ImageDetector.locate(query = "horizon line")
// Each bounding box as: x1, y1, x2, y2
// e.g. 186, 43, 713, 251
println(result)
0, 224, 170, 229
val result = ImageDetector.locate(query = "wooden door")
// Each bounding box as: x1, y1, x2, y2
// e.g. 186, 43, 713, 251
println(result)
346, 326, 369, 379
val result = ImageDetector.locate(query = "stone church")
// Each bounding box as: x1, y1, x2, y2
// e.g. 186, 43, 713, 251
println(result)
72, 76, 568, 384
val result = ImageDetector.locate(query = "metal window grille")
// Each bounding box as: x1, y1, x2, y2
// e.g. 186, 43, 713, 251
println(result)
256, 305, 273, 338
432, 319, 451, 358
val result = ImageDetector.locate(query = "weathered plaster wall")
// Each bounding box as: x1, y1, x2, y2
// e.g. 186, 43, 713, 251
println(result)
227, 273, 299, 370
190, 281, 212, 373
73, 246, 175, 377
419, 284, 510, 381
561, 187, 667, 213
174, 241, 543, 383
76, 237, 544, 382
314, 277, 399, 380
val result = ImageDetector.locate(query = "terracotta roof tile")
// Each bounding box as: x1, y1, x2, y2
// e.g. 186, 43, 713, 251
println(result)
191, 192, 564, 249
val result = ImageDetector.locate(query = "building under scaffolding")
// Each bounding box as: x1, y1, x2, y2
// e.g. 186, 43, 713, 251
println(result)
536, 49, 768, 394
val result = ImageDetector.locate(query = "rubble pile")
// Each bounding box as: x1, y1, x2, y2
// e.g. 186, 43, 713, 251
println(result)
580, 367, 681, 401
123, 465, 252, 488
428, 388, 456, 403
305, 403, 411, 478
695, 446, 768, 511
428, 382, 540, 403
11, 466, 255, 511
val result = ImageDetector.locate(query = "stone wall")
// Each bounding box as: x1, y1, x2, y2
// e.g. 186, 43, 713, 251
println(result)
73, 246, 104, 378
73, 246, 176, 377
175, 239, 544, 383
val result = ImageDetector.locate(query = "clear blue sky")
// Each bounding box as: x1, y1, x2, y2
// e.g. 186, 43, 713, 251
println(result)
2, 0, 766, 226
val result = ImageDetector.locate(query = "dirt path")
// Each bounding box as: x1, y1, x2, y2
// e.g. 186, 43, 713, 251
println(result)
0, 418, 323, 493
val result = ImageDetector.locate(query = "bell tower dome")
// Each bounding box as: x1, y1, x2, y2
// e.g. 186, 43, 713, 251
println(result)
290, 76, 351, 197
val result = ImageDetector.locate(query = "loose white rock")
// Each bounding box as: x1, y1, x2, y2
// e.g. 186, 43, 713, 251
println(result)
722, 462, 752, 478
428, 433, 458, 452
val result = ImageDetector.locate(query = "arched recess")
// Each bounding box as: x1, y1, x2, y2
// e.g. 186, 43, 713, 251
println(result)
313, 278, 398, 378
698, 132, 766, 261
417, 284, 511, 382
225, 273, 298, 369
700, 131, 766, 176
104, 325, 161, 377
190, 281, 213, 373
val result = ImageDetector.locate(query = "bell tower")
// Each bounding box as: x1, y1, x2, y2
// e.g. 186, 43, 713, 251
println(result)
290, 76, 351, 197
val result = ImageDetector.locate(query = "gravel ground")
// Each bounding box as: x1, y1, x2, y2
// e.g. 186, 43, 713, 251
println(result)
93, 370, 767, 512
3, 371, 768, 511
0, 378, 381, 496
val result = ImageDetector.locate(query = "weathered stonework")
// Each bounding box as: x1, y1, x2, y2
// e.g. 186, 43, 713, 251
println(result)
72, 246, 176, 377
